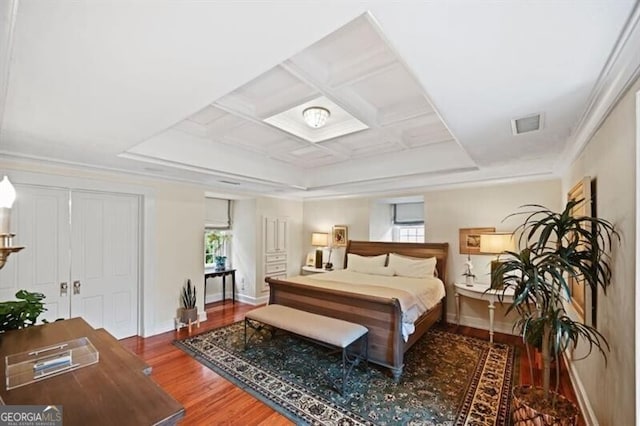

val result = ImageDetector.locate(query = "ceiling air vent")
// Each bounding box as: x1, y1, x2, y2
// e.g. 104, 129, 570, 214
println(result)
219, 180, 240, 186
511, 113, 543, 135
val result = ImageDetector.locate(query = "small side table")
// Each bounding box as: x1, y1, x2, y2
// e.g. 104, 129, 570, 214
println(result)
301, 265, 332, 275
454, 281, 515, 343
205, 268, 237, 303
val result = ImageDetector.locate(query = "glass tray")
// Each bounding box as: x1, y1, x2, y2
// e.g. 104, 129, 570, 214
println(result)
6, 337, 99, 390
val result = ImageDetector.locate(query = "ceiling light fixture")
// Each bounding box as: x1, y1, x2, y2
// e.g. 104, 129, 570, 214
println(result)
302, 107, 330, 129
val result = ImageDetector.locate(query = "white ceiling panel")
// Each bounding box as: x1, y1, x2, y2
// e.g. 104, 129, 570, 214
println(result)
320, 131, 401, 159
400, 119, 455, 148
0, 2, 636, 198
222, 122, 284, 152
188, 105, 227, 125
225, 65, 318, 119
351, 64, 427, 110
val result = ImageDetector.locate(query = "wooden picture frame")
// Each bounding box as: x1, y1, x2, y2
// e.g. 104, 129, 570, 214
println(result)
459, 227, 495, 254
332, 225, 348, 247
305, 252, 315, 267
567, 176, 593, 326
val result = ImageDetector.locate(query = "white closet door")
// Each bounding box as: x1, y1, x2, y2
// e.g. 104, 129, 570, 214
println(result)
264, 217, 278, 253
276, 218, 287, 252
70, 191, 139, 339
0, 185, 71, 323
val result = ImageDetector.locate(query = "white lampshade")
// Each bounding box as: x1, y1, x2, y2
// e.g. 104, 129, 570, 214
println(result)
311, 232, 329, 247
0, 176, 16, 209
480, 233, 515, 254
302, 107, 330, 129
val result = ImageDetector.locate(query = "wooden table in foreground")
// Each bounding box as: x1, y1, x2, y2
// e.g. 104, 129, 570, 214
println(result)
0, 317, 184, 425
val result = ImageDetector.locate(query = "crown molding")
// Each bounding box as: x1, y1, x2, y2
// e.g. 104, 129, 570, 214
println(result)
555, 2, 640, 175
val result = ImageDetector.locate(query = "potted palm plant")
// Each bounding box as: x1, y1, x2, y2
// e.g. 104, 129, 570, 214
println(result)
494, 200, 618, 425
180, 279, 197, 324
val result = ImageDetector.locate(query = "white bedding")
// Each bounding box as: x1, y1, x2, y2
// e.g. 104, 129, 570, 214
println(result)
284, 270, 445, 341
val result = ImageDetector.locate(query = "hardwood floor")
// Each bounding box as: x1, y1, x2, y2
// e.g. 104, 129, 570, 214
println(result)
120, 301, 584, 425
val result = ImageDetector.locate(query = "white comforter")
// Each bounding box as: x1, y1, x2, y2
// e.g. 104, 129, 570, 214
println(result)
284, 270, 445, 341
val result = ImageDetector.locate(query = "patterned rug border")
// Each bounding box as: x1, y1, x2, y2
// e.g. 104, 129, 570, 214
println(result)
174, 341, 320, 425
174, 323, 516, 426
455, 340, 516, 425
174, 333, 371, 425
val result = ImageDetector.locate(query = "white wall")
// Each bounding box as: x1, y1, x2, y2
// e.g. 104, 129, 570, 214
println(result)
302, 198, 370, 269
561, 78, 639, 425
153, 183, 205, 333
301, 180, 561, 333
423, 179, 561, 332
230, 198, 257, 301
369, 200, 393, 242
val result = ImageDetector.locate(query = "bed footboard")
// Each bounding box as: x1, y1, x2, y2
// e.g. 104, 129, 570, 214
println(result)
266, 278, 441, 378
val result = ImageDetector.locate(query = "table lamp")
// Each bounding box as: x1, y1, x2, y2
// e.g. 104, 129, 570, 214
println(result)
480, 232, 515, 289
311, 232, 329, 269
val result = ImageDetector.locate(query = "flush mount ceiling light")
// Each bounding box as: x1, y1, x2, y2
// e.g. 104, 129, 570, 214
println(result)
302, 106, 330, 129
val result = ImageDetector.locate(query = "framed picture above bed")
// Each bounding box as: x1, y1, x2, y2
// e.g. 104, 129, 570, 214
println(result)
332, 225, 348, 247
459, 227, 495, 254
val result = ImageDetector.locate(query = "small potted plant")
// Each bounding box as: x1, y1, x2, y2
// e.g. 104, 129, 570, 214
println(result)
180, 279, 197, 324
462, 254, 475, 286
206, 231, 230, 271
495, 200, 618, 425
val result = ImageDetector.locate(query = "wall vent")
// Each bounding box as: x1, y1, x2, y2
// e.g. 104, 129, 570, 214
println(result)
511, 113, 543, 135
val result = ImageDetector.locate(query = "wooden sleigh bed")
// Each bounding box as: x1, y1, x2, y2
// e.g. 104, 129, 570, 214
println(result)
265, 240, 449, 380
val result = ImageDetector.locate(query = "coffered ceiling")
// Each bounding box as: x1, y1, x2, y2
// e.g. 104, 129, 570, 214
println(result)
0, 1, 638, 198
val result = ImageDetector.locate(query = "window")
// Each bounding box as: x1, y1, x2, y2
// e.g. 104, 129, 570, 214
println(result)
204, 198, 232, 267
393, 202, 425, 243
396, 225, 424, 243
204, 229, 231, 267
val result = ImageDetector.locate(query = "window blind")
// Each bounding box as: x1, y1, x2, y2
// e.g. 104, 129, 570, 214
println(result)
393, 202, 424, 225
205, 198, 232, 229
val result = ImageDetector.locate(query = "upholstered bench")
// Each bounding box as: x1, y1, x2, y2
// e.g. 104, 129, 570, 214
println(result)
244, 304, 368, 395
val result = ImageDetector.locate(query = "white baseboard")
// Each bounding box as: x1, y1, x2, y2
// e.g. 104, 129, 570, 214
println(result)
445, 312, 517, 337
564, 355, 598, 425
205, 291, 267, 305
236, 293, 268, 305
152, 319, 178, 336
199, 311, 208, 322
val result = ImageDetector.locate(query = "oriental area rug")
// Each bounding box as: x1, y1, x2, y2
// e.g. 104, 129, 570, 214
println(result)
175, 322, 516, 425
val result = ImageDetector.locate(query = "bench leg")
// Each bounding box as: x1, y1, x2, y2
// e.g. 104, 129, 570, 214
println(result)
363, 333, 369, 376
342, 348, 348, 396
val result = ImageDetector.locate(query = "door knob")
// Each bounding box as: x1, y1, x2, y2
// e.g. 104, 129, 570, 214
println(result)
60, 282, 68, 296
73, 280, 81, 295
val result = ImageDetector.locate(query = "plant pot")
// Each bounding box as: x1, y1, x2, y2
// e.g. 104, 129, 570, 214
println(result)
180, 307, 198, 324
214, 256, 227, 271
512, 385, 578, 426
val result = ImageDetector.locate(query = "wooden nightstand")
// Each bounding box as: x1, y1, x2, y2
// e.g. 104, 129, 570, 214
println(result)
301, 265, 332, 275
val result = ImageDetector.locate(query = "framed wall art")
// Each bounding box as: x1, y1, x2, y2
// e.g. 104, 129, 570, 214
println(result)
305, 252, 316, 267
332, 225, 348, 247
459, 227, 495, 254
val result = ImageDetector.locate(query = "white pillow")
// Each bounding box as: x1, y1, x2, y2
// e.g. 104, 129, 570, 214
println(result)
362, 266, 395, 276
388, 253, 437, 278
346, 253, 387, 273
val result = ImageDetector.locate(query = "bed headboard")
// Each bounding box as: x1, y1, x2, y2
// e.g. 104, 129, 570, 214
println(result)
344, 240, 449, 284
